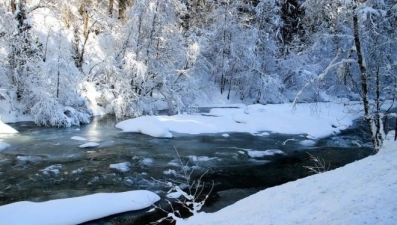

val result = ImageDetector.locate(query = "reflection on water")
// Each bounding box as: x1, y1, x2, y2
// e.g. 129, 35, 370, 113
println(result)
0, 115, 374, 223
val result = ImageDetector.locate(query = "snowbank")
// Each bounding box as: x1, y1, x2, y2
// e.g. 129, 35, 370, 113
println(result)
178, 132, 397, 225
0, 120, 18, 134
0, 190, 160, 225
116, 102, 361, 139
116, 116, 173, 138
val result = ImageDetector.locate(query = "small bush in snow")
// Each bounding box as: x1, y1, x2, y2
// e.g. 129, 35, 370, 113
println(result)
31, 97, 91, 127
304, 152, 330, 174
151, 148, 214, 224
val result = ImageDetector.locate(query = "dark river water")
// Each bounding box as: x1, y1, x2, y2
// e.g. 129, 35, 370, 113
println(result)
0, 115, 374, 224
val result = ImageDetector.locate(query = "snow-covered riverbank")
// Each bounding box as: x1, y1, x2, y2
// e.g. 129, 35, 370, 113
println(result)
0, 120, 18, 134
115, 101, 396, 225
0, 120, 16, 151
0, 190, 160, 225
116, 101, 363, 139
178, 131, 397, 225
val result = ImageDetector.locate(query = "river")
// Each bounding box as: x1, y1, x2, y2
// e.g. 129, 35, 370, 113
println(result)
0, 115, 373, 224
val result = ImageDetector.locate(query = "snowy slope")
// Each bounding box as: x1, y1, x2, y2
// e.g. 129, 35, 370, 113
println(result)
178, 132, 397, 225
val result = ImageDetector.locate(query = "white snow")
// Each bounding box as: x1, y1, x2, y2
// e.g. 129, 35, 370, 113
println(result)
71, 168, 84, 174
71, 136, 88, 141
109, 162, 132, 172
16, 155, 43, 163
167, 191, 183, 199
189, 156, 220, 162
163, 169, 177, 176
116, 102, 361, 139
299, 139, 316, 146
0, 190, 160, 225
0, 141, 10, 151
79, 142, 100, 148
253, 132, 270, 136
0, 99, 33, 123
221, 133, 229, 138
177, 132, 397, 225
245, 149, 285, 158
40, 164, 63, 176
141, 158, 154, 166
0, 120, 18, 134
116, 116, 173, 138
80, 82, 106, 116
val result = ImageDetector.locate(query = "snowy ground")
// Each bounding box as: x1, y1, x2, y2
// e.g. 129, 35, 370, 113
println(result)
177, 132, 397, 225
0, 190, 160, 225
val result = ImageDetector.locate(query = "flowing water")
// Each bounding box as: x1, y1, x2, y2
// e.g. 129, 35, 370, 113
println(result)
0, 115, 374, 224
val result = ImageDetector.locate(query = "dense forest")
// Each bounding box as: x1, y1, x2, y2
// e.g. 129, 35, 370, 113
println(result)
0, 0, 396, 148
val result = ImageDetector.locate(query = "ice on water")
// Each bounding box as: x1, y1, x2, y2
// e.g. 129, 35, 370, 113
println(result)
109, 162, 132, 172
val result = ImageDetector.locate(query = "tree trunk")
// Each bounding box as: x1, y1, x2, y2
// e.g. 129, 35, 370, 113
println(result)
79, 4, 89, 37
220, 28, 226, 94
145, 0, 159, 65
16, 1, 27, 31
374, 66, 384, 147
83, 11, 89, 37
395, 118, 397, 141
134, 10, 143, 60
118, 0, 127, 19
220, 4, 231, 95
72, 25, 81, 69
353, 11, 380, 150
57, 65, 60, 98
10, 0, 16, 13
108, 0, 114, 17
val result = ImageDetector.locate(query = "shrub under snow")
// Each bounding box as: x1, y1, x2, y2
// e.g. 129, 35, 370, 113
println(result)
31, 98, 91, 127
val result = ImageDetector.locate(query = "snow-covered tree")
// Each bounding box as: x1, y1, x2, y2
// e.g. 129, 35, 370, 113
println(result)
301, 0, 397, 150
201, 0, 284, 103
85, 0, 202, 117
0, 0, 92, 126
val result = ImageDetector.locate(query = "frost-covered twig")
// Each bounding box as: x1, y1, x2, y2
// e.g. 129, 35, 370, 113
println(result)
150, 147, 214, 224
282, 138, 297, 146
292, 48, 355, 109
292, 80, 313, 110
303, 152, 330, 174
